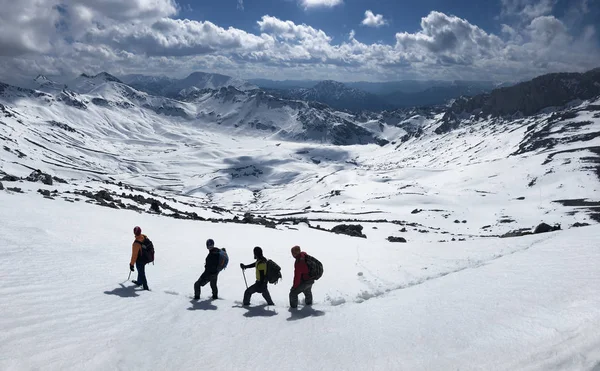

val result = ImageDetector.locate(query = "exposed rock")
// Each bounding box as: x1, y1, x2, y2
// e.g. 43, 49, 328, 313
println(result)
52, 176, 68, 184
481, 225, 491, 229
387, 236, 407, 243
400, 227, 407, 232
2, 174, 19, 182
411, 208, 423, 214
7, 187, 23, 193
533, 223, 561, 234
95, 190, 113, 202
26, 170, 53, 185
454, 220, 461, 223
516, 196, 525, 200
501, 228, 533, 238
0, 181, 3, 190
571, 222, 590, 228
331, 224, 366, 238
240, 213, 277, 228
37, 189, 51, 197
150, 201, 161, 213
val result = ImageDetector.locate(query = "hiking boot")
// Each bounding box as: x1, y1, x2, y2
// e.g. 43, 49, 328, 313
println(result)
143, 286, 150, 291
266, 302, 275, 306
242, 302, 250, 306
193, 296, 200, 300
132, 280, 142, 286
212, 294, 218, 300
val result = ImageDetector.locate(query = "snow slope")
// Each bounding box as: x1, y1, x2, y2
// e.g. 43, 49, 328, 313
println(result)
1, 74, 600, 370
0, 190, 599, 371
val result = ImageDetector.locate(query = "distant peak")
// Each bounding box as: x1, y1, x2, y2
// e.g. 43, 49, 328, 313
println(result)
34, 74, 50, 82
80, 72, 122, 83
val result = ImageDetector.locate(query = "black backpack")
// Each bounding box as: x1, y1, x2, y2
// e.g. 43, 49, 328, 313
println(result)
137, 237, 155, 264
305, 254, 323, 280
266, 259, 282, 284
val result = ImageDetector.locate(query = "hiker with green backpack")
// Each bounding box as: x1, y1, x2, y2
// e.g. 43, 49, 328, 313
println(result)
193, 238, 228, 300
240, 246, 278, 306
289, 245, 323, 309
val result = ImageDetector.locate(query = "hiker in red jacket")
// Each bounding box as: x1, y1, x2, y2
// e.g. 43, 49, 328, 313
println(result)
289, 245, 313, 308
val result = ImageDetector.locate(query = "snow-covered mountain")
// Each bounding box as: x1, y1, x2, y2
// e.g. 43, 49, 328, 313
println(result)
449, 68, 600, 117
66, 72, 124, 94
122, 72, 257, 98
1, 68, 600, 370
33, 75, 66, 92
266, 80, 392, 112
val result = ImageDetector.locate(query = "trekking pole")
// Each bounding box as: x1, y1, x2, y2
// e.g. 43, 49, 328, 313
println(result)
242, 268, 248, 289
128, 271, 132, 281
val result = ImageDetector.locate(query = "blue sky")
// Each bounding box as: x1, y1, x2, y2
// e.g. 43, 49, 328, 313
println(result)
0, 0, 598, 84
186, 0, 599, 45
185, 0, 505, 45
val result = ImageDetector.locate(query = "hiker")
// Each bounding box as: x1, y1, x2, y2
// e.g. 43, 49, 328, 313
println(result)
240, 246, 275, 306
193, 239, 223, 300
289, 245, 313, 308
130, 226, 150, 291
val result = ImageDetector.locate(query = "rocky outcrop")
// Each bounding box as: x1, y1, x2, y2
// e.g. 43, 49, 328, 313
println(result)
331, 224, 366, 238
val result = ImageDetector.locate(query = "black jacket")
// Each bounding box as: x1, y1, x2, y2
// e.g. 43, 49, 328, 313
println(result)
204, 247, 221, 274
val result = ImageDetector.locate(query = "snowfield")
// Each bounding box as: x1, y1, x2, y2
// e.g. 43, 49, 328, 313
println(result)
1, 77, 600, 370
1, 191, 599, 371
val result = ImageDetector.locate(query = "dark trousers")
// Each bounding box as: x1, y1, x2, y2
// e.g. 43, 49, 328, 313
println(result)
194, 271, 218, 299
289, 280, 313, 308
135, 261, 148, 290
243, 281, 274, 305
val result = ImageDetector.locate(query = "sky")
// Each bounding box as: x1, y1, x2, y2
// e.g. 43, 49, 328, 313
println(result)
0, 0, 599, 85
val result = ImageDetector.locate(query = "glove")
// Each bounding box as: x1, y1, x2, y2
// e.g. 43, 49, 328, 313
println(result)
130, 264, 134, 272
240, 263, 245, 270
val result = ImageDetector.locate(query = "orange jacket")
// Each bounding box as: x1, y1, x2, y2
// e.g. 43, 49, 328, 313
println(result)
130, 234, 146, 265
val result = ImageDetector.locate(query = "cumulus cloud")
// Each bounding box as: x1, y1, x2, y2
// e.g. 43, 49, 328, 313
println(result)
361, 10, 387, 27
0, 1, 598, 85
299, 0, 343, 10
395, 11, 503, 58
85, 18, 271, 56
0, 0, 61, 56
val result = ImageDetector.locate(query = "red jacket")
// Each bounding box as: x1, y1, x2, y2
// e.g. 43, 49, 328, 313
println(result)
293, 252, 310, 288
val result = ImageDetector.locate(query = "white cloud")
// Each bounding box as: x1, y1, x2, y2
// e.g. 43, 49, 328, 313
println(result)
299, 0, 343, 10
361, 10, 387, 28
237, 0, 244, 11
0, 2, 598, 85
86, 18, 271, 56
395, 11, 503, 58
0, 0, 61, 56
501, 0, 555, 21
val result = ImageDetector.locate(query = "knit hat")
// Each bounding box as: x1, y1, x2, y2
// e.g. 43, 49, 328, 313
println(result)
253, 246, 263, 257
206, 238, 215, 248
133, 226, 142, 236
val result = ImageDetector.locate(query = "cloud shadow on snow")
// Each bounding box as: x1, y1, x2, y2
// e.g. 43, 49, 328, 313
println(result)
187, 299, 217, 311
294, 147, 352, 163
103, 283, 140, 298
286, 306, 325, 321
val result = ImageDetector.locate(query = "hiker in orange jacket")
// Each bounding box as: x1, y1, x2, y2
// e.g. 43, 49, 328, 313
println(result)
130, 226, 149, 290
